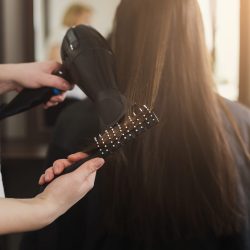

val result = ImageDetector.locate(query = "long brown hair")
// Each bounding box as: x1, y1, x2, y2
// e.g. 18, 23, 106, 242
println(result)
102, 0, 247, 242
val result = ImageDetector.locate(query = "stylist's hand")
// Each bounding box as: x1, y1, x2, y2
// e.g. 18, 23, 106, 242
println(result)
39, 152, 90, 185
37, 153, 104, 221
5, 61, 71, 108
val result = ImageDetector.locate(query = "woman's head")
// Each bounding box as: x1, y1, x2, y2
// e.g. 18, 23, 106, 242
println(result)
105, 0, 245, 241
63, 4, 93, 27
111, 0, 212, 108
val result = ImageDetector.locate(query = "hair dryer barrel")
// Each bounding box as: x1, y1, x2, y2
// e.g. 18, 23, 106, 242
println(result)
61, 25, 127, 127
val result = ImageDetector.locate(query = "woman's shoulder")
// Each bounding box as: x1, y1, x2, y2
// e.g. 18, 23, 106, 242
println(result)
223, 99, 250, 140
223, 98, 250, 172
224, 99, 250, 124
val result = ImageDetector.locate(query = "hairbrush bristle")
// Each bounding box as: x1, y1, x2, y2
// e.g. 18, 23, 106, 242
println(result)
95, 105, 159, 156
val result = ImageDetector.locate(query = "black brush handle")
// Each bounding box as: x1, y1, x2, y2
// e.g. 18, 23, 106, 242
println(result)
41, 152, 101, 190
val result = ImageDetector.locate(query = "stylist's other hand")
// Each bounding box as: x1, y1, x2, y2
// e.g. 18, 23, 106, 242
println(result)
12, 61, 71, 108
37, 155, 104, 221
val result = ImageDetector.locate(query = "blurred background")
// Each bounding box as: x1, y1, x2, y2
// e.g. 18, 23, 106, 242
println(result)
0, 0, 249, 249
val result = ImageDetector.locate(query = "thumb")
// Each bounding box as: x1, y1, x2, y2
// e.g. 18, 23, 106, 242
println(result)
73, 158, 105, 181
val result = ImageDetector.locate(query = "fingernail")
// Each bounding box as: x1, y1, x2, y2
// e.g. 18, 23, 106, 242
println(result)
56, 96, 64, 101
45, 175, 49, 182
93, 158, 105, 169
62, 82, 70, 90
67, 154, 73, 159
53, 165, 59, 173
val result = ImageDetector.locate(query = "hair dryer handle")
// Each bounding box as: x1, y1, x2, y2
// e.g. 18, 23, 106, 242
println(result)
0, 69, 69, 120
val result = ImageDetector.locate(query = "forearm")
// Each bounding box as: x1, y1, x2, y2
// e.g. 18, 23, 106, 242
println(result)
0, 197, 57, 234
0, 64, 17, 94
0, 155, 104, 235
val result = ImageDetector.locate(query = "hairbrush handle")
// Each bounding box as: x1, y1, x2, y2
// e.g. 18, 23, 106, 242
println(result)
41, 152, 101, 190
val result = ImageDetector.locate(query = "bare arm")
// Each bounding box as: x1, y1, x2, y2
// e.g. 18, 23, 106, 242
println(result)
0, 197, 55, 234
0, 154, 104, 235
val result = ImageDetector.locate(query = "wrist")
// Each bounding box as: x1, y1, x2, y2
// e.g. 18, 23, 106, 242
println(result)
33, 194, 59, 228
0, 64, 18, 92
0, 64, 15, 83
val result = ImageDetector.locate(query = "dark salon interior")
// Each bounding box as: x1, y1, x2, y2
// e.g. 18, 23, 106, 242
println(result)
0, 1, 249, 250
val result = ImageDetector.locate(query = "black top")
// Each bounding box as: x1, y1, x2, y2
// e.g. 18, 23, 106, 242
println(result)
21, 98, 250, 250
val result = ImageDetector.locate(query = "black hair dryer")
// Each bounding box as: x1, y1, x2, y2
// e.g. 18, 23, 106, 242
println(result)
0, 25, 127, 128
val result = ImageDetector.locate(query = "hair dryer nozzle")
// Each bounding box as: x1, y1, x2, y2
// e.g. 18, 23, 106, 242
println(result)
95, 90, 127, 127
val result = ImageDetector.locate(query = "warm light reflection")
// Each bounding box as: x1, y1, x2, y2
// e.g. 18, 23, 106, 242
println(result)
198, 0, 240, 100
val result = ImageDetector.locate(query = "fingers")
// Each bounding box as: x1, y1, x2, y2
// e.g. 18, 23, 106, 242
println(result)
39, 159, 104, 215
48, 61, 61, 72
43, 93, 66, 109
38, 159, 69, 185
73, 158, 105, 181
44, 101, 57, 109
39, 167, 54, 185
14, 85, 23, 92
52, 159, 73, 174
49, 153, 88, 177
38, 174, 45, 185
67, 152, 88, 162
50, 93, 66, 103
40, 74, 71, 91
38, 153, 89, 185
11, 61, 72, 91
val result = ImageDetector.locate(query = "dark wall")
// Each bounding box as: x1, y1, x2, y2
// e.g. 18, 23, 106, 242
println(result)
21, 0, 34, 62
0, 0, 4, 63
